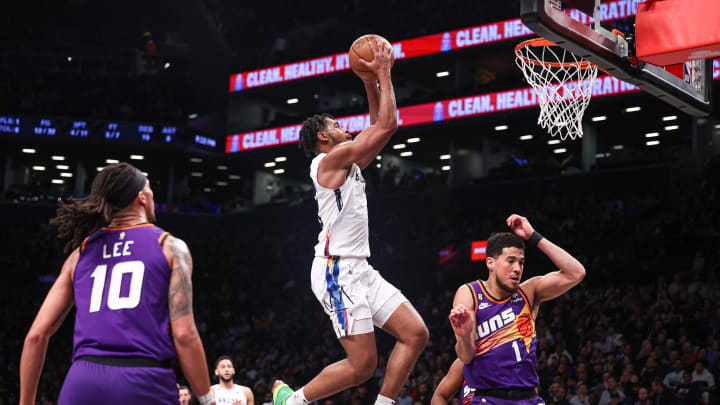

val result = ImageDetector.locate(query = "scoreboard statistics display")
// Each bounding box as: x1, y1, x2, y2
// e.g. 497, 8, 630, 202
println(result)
0, 115, 183, 144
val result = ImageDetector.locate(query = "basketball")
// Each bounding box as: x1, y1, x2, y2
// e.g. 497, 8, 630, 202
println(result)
348, 34, 395, 81
517, 313, 534, 338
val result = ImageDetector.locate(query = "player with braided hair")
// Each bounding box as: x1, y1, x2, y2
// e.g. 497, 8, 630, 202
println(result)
50, 163, 148, 253
20, 163, 215, 405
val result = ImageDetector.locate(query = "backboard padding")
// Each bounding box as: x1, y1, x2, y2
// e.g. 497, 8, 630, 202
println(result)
520, 0, 712, 116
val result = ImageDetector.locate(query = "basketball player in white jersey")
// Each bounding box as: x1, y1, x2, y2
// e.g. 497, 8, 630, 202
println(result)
211, 356, 254, 405
273, 38, 428, 405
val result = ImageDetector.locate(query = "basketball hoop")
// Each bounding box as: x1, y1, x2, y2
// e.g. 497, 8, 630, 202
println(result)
515, 38, 599, 140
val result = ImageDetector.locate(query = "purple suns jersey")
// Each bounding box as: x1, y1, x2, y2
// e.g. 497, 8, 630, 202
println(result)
71, 224, 176, 362
463, 280, 539, 390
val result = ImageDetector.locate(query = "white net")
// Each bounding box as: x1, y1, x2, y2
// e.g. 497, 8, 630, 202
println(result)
515, 40, 599, 140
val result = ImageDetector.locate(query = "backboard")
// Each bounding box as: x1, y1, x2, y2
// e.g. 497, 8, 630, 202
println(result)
520, 0, 713, 116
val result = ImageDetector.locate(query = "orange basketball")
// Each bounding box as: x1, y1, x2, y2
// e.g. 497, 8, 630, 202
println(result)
517, 313, 534, 338
348, 34, 395, 81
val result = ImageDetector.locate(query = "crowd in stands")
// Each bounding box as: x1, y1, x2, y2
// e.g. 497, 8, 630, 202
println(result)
2, 2, 191, 124
0, 158, 718, 404
209, 0, 499, 72
0, 67, 188, 124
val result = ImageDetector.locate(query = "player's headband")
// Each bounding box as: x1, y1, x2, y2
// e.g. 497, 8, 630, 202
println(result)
105, 169, 147, 208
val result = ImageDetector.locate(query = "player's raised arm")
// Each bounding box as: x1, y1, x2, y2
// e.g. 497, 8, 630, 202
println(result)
164, 235, 215, 405
431, 359, 465, 405
20, 249, 78, 405
362, 76, 380, 126
322, 37, 397, 173
450, 284, 477, 364
510, 214, 586, 308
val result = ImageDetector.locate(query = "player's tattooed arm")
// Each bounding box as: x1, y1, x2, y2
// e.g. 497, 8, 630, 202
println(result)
168, 236, 194, 321
164, 236, 213, 401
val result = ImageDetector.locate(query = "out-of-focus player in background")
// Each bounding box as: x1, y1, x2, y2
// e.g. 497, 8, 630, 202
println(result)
273, 38, 428, 405
212, 355, 254, 404
179, 385, 193, 405
449, 214, 585, 404
19, 163, 215, 405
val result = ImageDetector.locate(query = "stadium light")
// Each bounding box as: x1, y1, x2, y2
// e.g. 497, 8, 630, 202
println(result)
553, 148, 567, 154
22, 148, 36, 154
440, 154, 451, 160
216, 181, 228, 186
494, 125, 508, 131
548, 139, 560, 145
51, 156, 65, 161
191, 172, 203, 177
60, 173, 73, 178
592, 116, 607, 122
625, 106, 641, 112
130, 155, 144, 160
436, 71, 450, 77
646, 140, 660, 146
264, 162, 276, 167
273, 168, 285, 174
664, 125, 679, 131
645, 132, 659, 138
662, 115, 678, 121
217, 165, 228, 170
56, 165, 69, 170
286, 98, 299, 104
32, 166, 46, 171
52, 179, 64, 184
520, 135, 533, 141
441, 166, 450, 171
376, 155, 382, 160
407, 138, 420, 143
105, 159, 119, 164
376, 163, 381, 168
612, 145, 624, 150
400, 151, 413, 157
190, 157, 203, 163
229, 175, 241, 180
393, 144, 406, 149
275, 156, 287, 162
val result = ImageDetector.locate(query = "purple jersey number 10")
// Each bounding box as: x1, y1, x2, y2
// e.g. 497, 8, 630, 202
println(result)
89, 261, 145, 313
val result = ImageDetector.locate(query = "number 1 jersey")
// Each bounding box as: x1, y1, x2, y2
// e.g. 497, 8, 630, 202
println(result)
71, 224, 176, 362
463, 280, 539, 390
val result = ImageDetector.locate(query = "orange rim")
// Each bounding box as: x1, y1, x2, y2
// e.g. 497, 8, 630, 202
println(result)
515, 38, 596, 70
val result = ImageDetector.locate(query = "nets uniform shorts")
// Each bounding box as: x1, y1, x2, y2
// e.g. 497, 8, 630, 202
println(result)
311, 256, 408, 338
58, 359, 179, 405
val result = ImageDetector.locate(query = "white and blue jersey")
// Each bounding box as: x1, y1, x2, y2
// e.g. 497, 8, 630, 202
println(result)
310, 151, 370, 258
